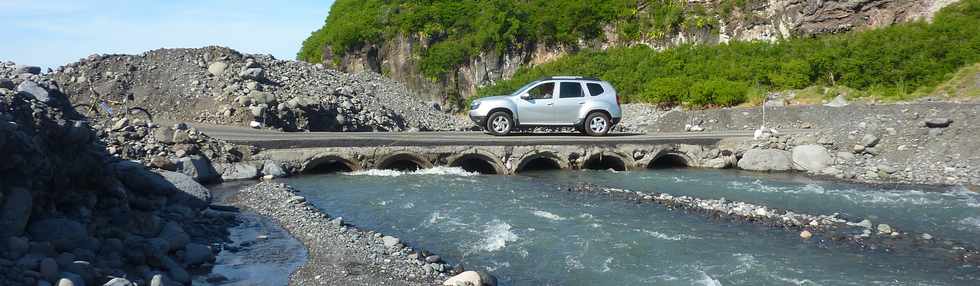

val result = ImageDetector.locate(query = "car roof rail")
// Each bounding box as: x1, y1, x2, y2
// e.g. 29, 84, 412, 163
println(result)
541, 76, 602, 81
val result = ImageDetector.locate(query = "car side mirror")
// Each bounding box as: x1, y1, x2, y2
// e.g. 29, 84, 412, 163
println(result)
520, 93, 530, 99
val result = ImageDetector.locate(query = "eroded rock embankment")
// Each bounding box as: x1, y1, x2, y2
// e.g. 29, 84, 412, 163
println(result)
622, 102, 980, 186
1, 63, 236, 285
42, 47, 467, 133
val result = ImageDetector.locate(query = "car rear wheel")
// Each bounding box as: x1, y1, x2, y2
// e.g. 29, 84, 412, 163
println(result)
486, 111, 514, 136
584, 112, 610, 136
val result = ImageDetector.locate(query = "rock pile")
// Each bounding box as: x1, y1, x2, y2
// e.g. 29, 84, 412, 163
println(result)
48, 47, 468, 132
0, 66, 234, 285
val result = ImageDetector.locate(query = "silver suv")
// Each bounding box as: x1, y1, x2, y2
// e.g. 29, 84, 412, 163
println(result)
469, 77, 622, 136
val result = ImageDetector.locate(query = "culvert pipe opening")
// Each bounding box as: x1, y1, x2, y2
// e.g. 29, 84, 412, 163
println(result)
582, 154, 627, 171
303, 159, 354, 174
378, 154, 428, 172
517, 157, 562, 173
647, 154, 690, 169
451, 156, 499, 175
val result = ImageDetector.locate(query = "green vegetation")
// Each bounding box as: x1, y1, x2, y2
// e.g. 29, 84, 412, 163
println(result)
477, 0, 980, 107
299, 0, 726, 79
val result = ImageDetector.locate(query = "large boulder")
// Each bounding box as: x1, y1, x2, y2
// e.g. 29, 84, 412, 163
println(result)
14, 65, 41, 75
155, 170, 211, 209
791, 144, 833, 172
26, 218, 88, 251
0, 187, 32, 237
261, 161, 287, 178
737, 149, 793, 172
183, 243, 212, 266
175, 155, 220, 184
218, 163, 259, 181
158, 221, 190, 252
444, 271, 483, 286
112, 161, 177, 196
17, 80, 52, 103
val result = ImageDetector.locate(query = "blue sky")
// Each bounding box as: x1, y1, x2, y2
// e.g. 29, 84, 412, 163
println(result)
0, 0, 336, 69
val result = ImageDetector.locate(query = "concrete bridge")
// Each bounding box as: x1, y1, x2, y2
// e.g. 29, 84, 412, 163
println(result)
195, 124, 758, 175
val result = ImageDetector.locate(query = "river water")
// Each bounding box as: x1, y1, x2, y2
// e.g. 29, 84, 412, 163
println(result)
285, 168, 980, 285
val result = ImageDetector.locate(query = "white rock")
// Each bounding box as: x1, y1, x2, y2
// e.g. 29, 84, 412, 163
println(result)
443, 271, 482, 286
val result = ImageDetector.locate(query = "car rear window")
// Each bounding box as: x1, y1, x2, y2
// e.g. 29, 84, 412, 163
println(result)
587, 83, 604, 96
559, 82, 584, 98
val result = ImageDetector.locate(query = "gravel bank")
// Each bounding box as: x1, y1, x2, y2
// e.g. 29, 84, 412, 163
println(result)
226, 182, 454, 285
565, 183, 980, 266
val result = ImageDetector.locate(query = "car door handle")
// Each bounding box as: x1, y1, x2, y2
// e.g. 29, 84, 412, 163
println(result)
546, 103, 554, 106
577, 101, 585, 105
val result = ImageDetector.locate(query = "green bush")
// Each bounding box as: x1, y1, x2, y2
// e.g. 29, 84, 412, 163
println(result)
476, 0, 980, 107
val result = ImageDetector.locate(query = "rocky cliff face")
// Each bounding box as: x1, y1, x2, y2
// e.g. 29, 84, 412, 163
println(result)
327, 0, 956, 104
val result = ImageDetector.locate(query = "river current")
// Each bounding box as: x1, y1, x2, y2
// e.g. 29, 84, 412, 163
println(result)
285, 168, 980, 285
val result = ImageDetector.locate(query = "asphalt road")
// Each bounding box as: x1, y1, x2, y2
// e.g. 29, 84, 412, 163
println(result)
187, 123, 768, 149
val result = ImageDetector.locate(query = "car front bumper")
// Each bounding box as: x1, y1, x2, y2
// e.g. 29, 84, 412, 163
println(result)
468, 110, 487, 127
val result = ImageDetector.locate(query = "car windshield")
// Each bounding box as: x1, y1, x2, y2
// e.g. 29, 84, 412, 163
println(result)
511, 80, 543, 96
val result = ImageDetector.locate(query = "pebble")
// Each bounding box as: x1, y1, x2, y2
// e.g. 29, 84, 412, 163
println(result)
800, 230, 813, 239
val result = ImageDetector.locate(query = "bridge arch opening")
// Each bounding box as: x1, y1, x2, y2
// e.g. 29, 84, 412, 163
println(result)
516, 153, 563, 173
450, 154, 502, 175
582, 153, 627, 171
303, 156, 357, 174
647, 153, 690, 169
377, 153, 430, 172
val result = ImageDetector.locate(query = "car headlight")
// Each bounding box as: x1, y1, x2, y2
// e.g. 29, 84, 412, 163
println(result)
470, 101, 481, 110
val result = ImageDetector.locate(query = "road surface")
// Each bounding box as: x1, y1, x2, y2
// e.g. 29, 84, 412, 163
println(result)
186, 123, 778, 149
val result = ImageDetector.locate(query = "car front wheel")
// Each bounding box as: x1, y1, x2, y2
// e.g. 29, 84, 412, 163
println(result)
584, 112, 610, 136
486, 111, 514, 136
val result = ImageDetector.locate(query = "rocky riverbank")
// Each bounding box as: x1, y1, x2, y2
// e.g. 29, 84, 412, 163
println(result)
1, 64, 237, 285
39, 47, 468, 132
623, 102, 980, 187
564, 183, 980, 266
226, 182, 465, 285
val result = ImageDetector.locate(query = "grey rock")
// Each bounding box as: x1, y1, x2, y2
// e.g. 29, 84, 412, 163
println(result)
160, 255, 190, 284
58, 272, 84, 286
877, 224, 893, 234
261, 161, 287, 178
381, 236, 400, 248
478, 270, 499, 286
175, 155, 220, 184
791, 145, 832, 172
154, 127, 175, 144
57, 278, 76, 286
249, 105, 266, 117
0, 187, 33, 237
183, 243, 212, 266
150, 274, 164, 286
17, 80, 52, 103
40, 257, 58, 282
219, 163, 259, 181
207, 62, 228, 76
27, 219, 88, 251
158, 221, 190, 252
171, 130, 192, 144
737, 149, 793, 172
239, 68, 264, 81
877, 164, 898, 174
154, 170, 211, 209
424, 255, 441, 263
113, 161, 177, 196
15, 65, 41, 75
861, 134, 880, 147
0, 78, 15, 89
7, 236, 29, 259
924, 118, 952, 128
102, 277, 134, 286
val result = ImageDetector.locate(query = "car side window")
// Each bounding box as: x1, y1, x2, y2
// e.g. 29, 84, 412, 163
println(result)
527, 82, 555, 100
559, 82, 585, 98
587, 83, 605, 96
